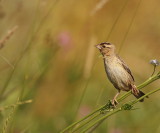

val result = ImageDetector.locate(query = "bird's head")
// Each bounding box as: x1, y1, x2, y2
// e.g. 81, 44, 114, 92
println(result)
95, 42, 115, 56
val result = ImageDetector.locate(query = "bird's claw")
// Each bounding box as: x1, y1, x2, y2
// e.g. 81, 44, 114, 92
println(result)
111, 99, 119, 108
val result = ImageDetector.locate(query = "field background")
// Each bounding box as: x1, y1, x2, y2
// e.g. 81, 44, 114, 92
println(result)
0, 0, 160, 133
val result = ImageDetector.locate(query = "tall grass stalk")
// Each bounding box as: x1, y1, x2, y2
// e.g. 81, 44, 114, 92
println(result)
60, 72, 160, 133
82, 87, 160, 133
118, 0, 142, 53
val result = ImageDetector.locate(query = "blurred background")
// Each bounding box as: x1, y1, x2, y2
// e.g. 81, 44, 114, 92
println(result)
0, 0, 160, 132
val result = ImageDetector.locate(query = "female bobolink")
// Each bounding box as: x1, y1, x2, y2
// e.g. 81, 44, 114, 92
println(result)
96, 42, 145, 106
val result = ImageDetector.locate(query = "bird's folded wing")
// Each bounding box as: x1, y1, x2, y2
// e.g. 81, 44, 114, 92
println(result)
117, 55, 135, 81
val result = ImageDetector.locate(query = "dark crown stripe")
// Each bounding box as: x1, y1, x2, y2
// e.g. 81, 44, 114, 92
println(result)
99, 42, 111, 45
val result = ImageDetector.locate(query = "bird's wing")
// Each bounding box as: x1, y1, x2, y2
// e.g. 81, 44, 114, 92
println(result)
117, 55, 135, 81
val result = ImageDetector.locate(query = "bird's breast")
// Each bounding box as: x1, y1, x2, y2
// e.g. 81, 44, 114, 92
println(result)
104, 58, 131, 90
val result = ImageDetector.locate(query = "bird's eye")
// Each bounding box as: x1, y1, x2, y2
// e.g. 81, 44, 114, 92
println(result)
102, 45, 106, 48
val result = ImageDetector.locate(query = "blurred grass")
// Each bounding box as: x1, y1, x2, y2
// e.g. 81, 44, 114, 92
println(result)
0, 0, 159, 132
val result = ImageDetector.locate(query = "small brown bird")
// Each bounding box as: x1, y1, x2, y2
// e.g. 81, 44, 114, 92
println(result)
95, 42, 145, 106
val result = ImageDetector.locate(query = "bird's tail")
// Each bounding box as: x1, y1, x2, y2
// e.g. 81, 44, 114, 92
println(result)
131, 85, 148, 102
133, 90, 146, 102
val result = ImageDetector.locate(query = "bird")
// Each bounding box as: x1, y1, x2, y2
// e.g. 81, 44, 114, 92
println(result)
95, 42, 146, 107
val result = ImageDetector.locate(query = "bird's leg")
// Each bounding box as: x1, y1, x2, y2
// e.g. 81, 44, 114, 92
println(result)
112, 90, 120, 107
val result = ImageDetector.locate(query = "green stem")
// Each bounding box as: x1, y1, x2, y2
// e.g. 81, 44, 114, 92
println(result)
82, 87, 160, 132
60, 107, 102, 133
87, 119, 105, 133
71, 113, 100, 133
151, 66, 156, 76
60, 72, 160, 133
81, 109, 121, 133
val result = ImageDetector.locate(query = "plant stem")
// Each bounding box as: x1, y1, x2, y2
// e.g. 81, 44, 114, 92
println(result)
71, 113, 100, 133
60, 107, 102, 133
82, 87, 160, 132
60, 72, 160, 133
81, 109, 121, 133
151, 66, 156, 76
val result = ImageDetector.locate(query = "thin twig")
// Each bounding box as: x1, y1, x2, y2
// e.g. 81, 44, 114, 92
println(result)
71, 113, 100, 133
0, 54, 14, 69
0, 99, 33, 112
151, 66, 156, 76
118, 0, 142, 53
87, 119, 105, 133
91, 0, 110, 16
2, 98, 20, 133
0, 26, 18, 49
106, 0, 129, 40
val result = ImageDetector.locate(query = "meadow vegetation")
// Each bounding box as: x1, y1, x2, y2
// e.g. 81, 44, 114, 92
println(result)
0, 0, 160, 133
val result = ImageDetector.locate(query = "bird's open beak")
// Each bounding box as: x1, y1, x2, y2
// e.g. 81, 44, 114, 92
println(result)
95, 44, 101, 50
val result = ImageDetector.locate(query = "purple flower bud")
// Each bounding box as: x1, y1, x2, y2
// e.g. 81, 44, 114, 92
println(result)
57, 31, 72, 51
